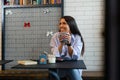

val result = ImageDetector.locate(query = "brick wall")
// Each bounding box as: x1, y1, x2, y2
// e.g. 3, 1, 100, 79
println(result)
0, 0, 105, 71
64, 0, 105, 71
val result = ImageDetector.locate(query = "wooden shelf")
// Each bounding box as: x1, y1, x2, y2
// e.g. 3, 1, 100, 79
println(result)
3, 4, 62, 8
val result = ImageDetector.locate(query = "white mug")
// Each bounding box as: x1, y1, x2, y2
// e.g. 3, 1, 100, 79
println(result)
48, 57, 56, 63
47, 54, 56, 63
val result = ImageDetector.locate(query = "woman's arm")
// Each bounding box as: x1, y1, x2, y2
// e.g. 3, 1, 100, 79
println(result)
50, 33, 65, 57
58, 43, 64, 54
67, 45, 73, 57
69, 35, 83, 60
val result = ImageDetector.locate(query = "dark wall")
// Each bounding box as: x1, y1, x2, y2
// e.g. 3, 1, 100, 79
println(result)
105, 0, 119, 80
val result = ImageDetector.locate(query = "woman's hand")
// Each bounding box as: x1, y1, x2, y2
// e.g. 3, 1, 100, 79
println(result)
59, 32, 71, 44
65, 33, 71, 44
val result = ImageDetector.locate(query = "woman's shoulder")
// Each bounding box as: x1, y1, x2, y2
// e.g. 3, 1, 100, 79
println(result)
72, 34, 81, 39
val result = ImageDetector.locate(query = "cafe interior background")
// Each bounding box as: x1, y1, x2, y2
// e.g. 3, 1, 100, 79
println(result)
0, 0, 105, 79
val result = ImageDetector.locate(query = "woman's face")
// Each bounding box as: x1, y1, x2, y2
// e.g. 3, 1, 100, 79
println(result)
59, 18, 70, 32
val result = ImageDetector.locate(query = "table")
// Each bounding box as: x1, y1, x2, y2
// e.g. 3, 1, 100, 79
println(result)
12, 60, 86, 80
0, 60, 13, 65
12, 60, 86, 69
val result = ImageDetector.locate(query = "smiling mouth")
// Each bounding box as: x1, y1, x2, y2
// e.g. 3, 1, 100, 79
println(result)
60, 28, 66, 32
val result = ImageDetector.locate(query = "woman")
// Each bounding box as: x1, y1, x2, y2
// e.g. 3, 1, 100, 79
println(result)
50, 16, 85, 80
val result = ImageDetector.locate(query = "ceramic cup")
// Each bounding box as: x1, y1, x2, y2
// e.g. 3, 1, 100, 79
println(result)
47, 54, 56, 63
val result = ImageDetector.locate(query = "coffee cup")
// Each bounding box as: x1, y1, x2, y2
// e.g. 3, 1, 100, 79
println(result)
59, 32, 69, 44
